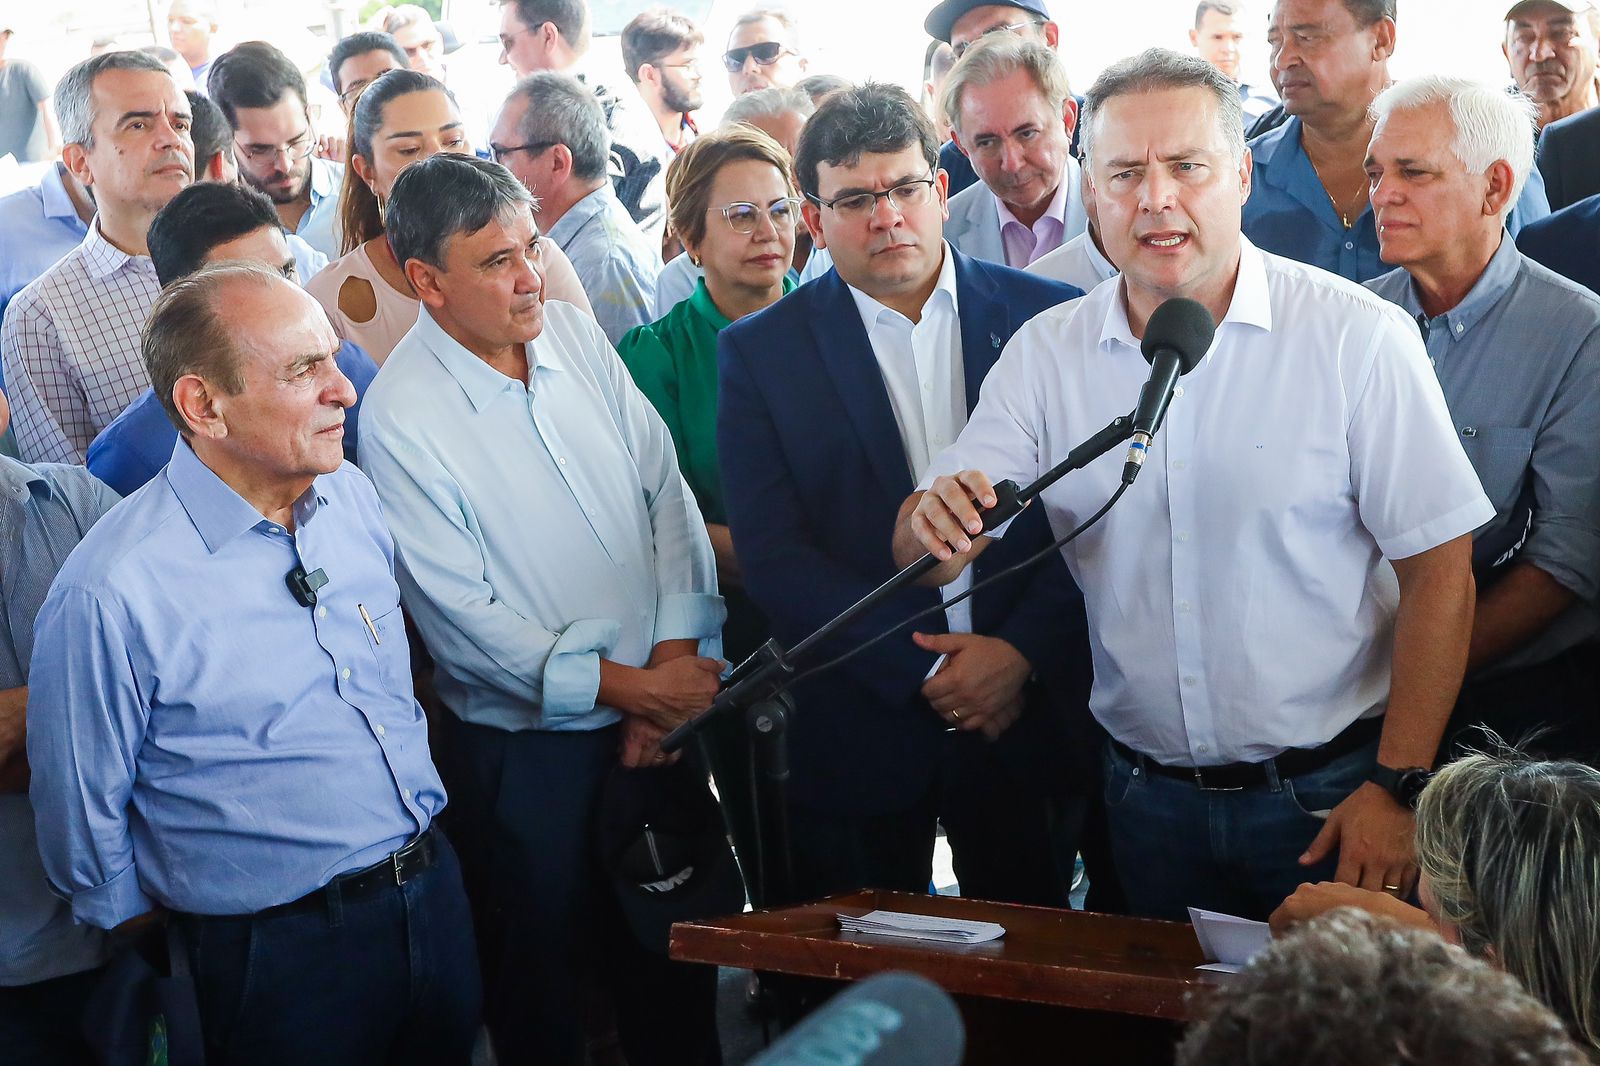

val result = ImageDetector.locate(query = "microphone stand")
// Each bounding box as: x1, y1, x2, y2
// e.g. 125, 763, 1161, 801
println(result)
666, 411, 1137, 907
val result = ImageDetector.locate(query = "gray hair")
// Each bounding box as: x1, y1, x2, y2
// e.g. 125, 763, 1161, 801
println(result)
1416, 750, 1600, 1053
143, 263, 278, 435
1080, 47, 1244, 167
504, 71, 610, 184
940, 36, 1072, 138
729, 6, 801, 50
1371, 76, 1539, 218
387, 153, 534, 270
1179, 909, 1590, 1066
55, 50, 172, 148
722, 85, 813, 127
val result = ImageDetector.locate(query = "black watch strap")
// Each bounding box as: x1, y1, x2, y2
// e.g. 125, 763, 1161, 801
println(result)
1368, 764, 1430, 808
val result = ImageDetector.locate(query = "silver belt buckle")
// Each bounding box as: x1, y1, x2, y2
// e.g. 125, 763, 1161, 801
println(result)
391, 849, 405, 886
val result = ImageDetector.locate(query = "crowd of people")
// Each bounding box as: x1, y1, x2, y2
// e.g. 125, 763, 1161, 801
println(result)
1, 0, 1599, 1062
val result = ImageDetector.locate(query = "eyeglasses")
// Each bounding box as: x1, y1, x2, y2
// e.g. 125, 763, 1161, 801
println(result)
952, 19, 1044, 58
657, 60, 703, 74
498, 26, 534, 53
489, 141, 556, 164
714, 197, 803, 234
234, 128, 316, 165
805, 174, 938, 218
722, 41, 791, 73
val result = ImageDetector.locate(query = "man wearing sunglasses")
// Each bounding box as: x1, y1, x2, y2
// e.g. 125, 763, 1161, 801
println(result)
207, 42, 344, 260
717, 83, 1092, 907
723, 8, 808, 96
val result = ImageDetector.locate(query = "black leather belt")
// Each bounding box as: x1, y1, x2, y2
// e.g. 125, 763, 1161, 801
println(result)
1111, 715, 1382, 791
243, 826, 438, 920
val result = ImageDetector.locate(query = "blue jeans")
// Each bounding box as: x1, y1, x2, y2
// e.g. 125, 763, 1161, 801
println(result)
178, 832, 481, 1066
1102, 739, 1375, 921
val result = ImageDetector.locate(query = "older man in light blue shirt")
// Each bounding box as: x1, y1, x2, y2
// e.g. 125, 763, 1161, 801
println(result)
1364, 76, 1600, 761
490, 72, 660, 346
0, 391, 116, 1064
27, 265, 479, 1064
361, 154, 723, 1066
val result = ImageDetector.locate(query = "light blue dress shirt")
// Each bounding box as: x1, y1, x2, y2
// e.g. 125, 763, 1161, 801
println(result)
86, 338, 379, 496
293, 156, 346, 261
1366, 236, 1600, 674
547, 183, 661, 347
358, 302, 723, 734
1245, 116, 1551, 282
27, 442, 445, 927
0, 163, 89, 333
0, 456, 116, 985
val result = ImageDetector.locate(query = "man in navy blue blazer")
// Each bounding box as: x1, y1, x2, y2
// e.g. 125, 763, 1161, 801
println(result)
718, 82, 1093, 905
1517, 191, 1600, 295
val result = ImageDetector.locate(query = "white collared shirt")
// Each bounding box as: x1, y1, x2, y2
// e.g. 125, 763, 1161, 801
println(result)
849, 241, 972, 633
1027, 228, 1117, 294
925, 238, 1494, 764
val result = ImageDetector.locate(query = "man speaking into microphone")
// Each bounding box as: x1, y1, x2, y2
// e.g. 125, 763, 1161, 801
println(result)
893, 48, 1493, 922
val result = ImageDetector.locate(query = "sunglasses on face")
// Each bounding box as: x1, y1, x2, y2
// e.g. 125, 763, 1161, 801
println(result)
722, 41, 790, 73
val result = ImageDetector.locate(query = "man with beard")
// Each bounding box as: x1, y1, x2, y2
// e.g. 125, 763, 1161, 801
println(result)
622, 8, 704, 156
941, 36, 1087, 267
1, 51, 193, 464
207, 42, 344, 259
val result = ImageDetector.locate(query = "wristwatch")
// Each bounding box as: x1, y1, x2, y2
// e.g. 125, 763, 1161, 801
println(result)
1368, 764, 1431, 809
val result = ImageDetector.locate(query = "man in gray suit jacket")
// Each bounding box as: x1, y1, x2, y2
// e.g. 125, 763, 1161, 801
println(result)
939, 35, 1087, 267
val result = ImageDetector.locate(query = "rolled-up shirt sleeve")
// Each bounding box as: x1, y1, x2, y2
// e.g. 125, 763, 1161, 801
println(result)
361, 424, 625, 724
1520, 324, 1600, 601
27, 585, 157, 929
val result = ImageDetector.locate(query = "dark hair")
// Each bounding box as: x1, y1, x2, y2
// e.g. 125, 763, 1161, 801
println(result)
148, 181, 285, 287
793, 81, 938, 201
387, 154, 533, 270
795, 73, 852, 108
621, 7, 704, 83
206, 41, 308, 128
1178, 910, 1589, 1066
186, 89, 233, 177
501, 0, 590, 52
504, 72, 610, 183
1194, 1, 1241, 27
329, 31, 407, 94
138, 44, 182, 65
339, 68, 457, 251
1343, 0, 1397, 25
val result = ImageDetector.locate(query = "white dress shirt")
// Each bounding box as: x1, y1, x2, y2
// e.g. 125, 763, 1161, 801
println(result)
1, 219, 159, 463
850, 242, 972, 633
925, 238, 1494, 765
1027, 229, 1117, 294
358, 301, 723, 734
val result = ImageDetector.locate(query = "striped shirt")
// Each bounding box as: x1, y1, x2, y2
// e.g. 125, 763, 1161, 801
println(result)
1, 220, 160, 464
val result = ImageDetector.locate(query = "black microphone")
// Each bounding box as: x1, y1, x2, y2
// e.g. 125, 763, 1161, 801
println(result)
286, 565, 329, 608
1122, 297, 1215, 485
749, 971, 964, 1066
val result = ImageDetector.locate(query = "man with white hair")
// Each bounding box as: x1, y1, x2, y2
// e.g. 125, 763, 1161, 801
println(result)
895, 48, 1492, 921
1365, 76, 1600, 760
941, 36, 1087, 268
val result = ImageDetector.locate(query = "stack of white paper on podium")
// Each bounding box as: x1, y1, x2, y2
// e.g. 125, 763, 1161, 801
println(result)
837, 910, 1006, 945
1188, 907, 1271, 976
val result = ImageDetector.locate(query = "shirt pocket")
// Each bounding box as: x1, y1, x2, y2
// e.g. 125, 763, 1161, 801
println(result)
1460, 425, 1535, 511
359, 602, 413, 701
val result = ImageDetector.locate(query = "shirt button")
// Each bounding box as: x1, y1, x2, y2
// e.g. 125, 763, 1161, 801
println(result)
558, 457, 567, 466
376, 723, 387, 737
1176, 531, 1191, 543
1172, 460, 1186, 471
403, 788, 412, 801
1183, 675, 1198, 687
1454, 323, 1464, 334
1173, 386, 1185, 397
317, 606, 327, 619
1178, 600, 1191, 613
1197, 743, 1209, 754
341, 667, 351, 680
1345, 241, 1354, 250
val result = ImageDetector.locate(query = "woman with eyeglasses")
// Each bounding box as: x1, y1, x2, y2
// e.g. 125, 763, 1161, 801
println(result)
306, 69, 591, 364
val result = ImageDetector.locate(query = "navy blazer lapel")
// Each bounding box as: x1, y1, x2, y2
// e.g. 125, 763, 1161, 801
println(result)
807, 272, 916, 497
953, 251, 1008, 412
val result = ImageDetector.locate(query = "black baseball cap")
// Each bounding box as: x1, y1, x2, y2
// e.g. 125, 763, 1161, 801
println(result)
596, 760, 747, 954
925, 0, 1052, 44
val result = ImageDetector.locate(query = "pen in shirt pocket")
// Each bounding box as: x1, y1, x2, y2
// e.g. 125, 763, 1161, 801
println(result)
358, 603, 380, 645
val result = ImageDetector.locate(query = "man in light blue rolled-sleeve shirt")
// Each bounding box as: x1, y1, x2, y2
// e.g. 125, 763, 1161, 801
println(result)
26, 266, 480, 1065
362, 154, 723, 1066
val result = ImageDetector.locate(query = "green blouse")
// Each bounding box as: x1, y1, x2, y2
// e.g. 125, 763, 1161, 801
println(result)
617, 275, 795, 525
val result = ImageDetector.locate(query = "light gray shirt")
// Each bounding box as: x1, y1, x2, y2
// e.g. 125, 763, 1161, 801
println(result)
1367, 235, 1600, 673
0, 456, 117, 984
549, 184, 661, 347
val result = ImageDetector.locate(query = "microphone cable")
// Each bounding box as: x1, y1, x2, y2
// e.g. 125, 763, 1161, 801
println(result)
784, 480, 1131, 690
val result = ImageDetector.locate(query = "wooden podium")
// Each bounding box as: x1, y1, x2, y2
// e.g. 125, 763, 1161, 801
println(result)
671, 889, 1213, 1065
